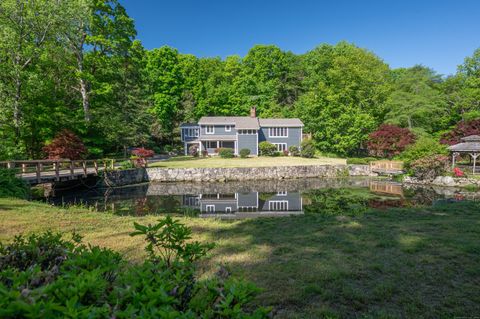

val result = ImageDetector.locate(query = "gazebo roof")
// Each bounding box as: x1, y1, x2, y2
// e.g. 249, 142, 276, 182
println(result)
448, 135, 480, 152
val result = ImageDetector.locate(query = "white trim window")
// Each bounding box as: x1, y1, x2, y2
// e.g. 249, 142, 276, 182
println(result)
205, 125, 215, 134
273, 143, 287, 152
269, 127, 288, 138
225, 125, 232, 132
277, 191, 288, 196
238, 129, 256, 135
225, 207, 232, 213
206, 205, 215, 213
184, 128, 199, 137
269, 200, 288, 211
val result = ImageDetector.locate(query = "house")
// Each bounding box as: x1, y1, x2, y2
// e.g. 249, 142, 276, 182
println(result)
182, 191, 304, 218
180, 107, 304, 156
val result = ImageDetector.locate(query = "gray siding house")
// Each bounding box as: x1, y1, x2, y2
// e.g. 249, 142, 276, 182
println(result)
180, 107, 304, 156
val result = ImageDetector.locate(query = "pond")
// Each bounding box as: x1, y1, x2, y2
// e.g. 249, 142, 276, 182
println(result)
47, 178, 479, 218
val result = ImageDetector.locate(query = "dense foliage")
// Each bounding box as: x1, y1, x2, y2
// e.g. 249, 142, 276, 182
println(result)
218, 148, 234, 158
367, 124, 416, 158
399, 137, 448, 166
1, 0, 479, 160
239, 148, 251, 158
0, 169, 29, 199
0, 217, 270, 318
440, 119, 480, 145
300, 139, 316, 158
409, 155, 450, 180
258, 142, 276, 156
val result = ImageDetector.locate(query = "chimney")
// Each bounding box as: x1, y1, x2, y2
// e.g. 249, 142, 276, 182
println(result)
250, 106, 257, 118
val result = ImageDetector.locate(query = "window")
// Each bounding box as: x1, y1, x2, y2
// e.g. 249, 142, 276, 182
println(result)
225, 125, 232, 132
184, 128, 199, 137
269, 127, 288, 137
205, 141, 217, 149
277, 191, 288, 196
206, 205, 215, 212
269, 200, 288, 211
205, 125, 214, 134
225, 207, 232, 213
238, 129, 256, 135
273, 143, 287, 152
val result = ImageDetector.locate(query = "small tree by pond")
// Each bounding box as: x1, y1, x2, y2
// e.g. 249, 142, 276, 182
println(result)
367, 124, 415, 158
42, 129, 87, 160
441, 119, 480, 145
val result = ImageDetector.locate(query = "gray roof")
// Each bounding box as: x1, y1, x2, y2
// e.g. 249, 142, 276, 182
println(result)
448, 135, 480, 152
259, 118, 304, 127
197, 116, 303, 129
180, 123, 199, 127
198, 116, 260, 129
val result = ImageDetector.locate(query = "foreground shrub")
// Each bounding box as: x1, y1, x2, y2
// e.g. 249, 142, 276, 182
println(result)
288, 145, 299, 156
0, 168, 29, 199
239, 148, 251, 158
367, 124, 416, 158
409, 155, 450, 180
0, 217, 270, 318
300, 139, 316, 158
259, 142, 276, 156
219, 148, 234, 158
399, 137, 448, 166
43, 129, 87, 160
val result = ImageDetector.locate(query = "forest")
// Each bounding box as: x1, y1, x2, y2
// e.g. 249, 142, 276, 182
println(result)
1, 0, 480, 160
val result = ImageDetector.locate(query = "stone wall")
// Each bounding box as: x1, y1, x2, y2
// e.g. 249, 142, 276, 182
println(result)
404, 175, 480, 188
100, 164, 373, 186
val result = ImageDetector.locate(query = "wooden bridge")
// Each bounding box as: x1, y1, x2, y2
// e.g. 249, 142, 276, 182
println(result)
0, 159, 134, 185
370, 160, 404, 175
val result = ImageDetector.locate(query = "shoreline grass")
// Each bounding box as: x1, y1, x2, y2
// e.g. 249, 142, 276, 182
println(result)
149, 156, 346, 169
1, 198, 479, 317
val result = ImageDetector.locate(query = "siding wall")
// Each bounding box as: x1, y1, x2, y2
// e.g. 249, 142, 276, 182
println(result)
200, 124, 236, 136
259, 127, 302, 148
238, 134, 258, 155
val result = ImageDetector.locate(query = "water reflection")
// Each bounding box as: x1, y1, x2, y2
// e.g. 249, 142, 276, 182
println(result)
48, 178, 480, 218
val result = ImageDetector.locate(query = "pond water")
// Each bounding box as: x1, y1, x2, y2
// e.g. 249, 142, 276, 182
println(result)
47, 178, 479, 218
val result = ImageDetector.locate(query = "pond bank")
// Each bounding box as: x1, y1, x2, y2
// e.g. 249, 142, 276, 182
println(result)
103, 164, 374, 186
403, 175, 480, 188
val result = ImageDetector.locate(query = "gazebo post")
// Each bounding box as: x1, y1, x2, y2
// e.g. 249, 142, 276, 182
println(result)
452, 153, 456, 169
471, 153, 479, 174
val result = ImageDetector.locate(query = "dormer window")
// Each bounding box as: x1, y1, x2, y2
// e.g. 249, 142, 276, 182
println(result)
205, 125, 214, 134
225, 125, 232, 132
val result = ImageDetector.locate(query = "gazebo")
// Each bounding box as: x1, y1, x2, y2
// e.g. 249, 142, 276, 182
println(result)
448, 135, 480, 174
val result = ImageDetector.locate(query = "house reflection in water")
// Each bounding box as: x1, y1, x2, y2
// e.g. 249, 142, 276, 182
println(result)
183, 191, 304, 218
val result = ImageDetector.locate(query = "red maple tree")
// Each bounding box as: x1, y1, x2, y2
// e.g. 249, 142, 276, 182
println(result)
43, 129, 87, 160
367, 124, 416, 158
440, 119, 480, 145
131, 147, 155, 158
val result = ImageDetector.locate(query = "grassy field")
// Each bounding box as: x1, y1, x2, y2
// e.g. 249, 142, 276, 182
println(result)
1, 198, 479, 318
149, 155, 346, 168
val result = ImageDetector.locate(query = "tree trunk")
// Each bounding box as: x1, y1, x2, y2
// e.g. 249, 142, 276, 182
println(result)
13, 74, 22, 142
407, 116, 412, 129
79, 77, 90, 122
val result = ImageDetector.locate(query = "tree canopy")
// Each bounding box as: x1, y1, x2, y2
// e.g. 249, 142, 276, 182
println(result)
1, 0, 479, 160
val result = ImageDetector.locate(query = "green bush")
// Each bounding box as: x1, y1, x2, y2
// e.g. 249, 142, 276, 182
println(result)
259, 141, 276, 156
346, 157, 377, 165
288, 145, 300, 156
239, 148, 251, 158
409, 155, 450, 180
0, 217, 270, 318
189, 144, 199, 157
118, 160, 134, 170
0, 168, 29, 199
300, 139, 316, 158
219, 148, 234, 158
399, 137, 448, 166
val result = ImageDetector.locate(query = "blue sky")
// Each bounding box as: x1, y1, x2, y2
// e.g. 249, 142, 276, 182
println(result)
122, 0, 480, 75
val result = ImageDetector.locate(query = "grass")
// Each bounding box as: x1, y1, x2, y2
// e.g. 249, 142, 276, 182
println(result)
149, 155, 346, 169
1, 198, 480, 318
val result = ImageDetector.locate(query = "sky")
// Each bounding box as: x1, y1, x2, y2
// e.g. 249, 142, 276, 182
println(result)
121, 0, 480, 76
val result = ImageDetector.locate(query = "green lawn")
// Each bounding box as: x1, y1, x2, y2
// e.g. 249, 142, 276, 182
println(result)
1, 198, 479, 318
150, 155, 346, 168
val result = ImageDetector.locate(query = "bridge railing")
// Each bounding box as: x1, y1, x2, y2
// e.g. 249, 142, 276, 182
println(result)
370, 160, 404, 172
0, 158, 132, 184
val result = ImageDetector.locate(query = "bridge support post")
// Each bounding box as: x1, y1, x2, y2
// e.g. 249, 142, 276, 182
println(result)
54, 161, 60, 181
36, 164, 41, 184
70, 161, 75, 178
82, 161, 87, 177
